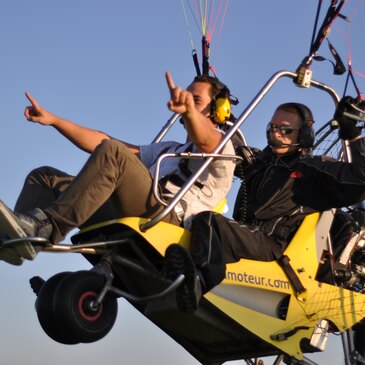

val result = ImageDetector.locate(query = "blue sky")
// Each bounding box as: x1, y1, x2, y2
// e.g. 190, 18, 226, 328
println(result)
0, 1, 364, 364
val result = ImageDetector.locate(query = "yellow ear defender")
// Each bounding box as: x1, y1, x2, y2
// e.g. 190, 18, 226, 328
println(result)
213, 96, 231, 124
192, 74, 233, 124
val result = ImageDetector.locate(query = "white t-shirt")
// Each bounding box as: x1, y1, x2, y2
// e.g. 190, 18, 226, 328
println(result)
139, 139, 235, 228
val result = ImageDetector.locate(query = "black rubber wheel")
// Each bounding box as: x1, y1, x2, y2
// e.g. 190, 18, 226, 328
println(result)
52, 270, 118, 343
36, 271, 80, 344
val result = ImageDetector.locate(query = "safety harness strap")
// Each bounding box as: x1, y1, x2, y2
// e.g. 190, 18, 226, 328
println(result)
268, 239, 306, 294
158, 143, 205, 190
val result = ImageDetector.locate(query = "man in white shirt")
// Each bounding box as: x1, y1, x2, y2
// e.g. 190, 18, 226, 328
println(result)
0, 72, 235, 265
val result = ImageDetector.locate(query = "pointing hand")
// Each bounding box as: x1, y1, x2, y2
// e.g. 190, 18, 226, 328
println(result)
165, 72, 195, 116
24, 92, 58, 126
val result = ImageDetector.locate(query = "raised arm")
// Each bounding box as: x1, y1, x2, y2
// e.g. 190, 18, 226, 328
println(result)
165, 72, 222, 153
24, 92, 111, 153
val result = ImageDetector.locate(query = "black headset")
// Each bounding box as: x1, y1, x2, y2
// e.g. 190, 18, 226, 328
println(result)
266, 102, 315, 148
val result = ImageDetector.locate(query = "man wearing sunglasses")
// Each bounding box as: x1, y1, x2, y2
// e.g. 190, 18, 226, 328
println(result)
163, 98, 365, 313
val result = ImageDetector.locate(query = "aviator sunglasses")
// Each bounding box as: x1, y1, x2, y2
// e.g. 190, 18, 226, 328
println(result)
267, 123, 299, 135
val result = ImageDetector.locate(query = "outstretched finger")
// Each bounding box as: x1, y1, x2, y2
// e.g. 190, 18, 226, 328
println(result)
25, 92, 40, 108
165, 71, 175, 94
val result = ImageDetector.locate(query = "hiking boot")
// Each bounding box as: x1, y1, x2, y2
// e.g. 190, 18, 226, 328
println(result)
0, 200, 52, 260
162, 244, 202, 313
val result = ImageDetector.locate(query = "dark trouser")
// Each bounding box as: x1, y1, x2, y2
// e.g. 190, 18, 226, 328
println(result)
15, 139, 179, 243
190, 211, 276, 292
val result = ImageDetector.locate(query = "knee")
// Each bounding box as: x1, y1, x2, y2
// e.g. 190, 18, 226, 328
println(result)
192, 211, 210, 225
25, 166, 56, 182
25, 166, 71, 185
192, 211, 221, 231
98, 138, 127, 154
96, 139, 134, 163
194, 211, 222, 224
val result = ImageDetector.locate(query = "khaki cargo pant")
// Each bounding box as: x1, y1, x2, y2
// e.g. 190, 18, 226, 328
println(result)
15, 139, 179, 243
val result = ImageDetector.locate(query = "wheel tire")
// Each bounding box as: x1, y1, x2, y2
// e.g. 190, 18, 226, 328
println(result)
36, 271, 80, 344
52, 270, 118, 343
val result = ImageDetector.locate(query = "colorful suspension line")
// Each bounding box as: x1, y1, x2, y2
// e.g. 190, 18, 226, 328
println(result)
180, 0, 229, 76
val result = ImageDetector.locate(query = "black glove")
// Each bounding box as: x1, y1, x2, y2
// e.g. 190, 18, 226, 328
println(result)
334, 96, 364, 140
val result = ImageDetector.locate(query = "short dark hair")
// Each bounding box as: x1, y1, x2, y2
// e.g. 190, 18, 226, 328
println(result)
193, 74, 230, 100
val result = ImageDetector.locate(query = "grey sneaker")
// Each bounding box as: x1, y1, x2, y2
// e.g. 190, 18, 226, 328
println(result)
163, 244, 202, 313
0, 200, 52, 261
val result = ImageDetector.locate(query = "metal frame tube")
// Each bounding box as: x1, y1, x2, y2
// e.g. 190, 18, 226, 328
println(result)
151, 113, 180, 144
141, 70, 340, 231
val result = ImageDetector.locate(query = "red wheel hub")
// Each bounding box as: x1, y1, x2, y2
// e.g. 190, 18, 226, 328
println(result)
78, 291, 103, 321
